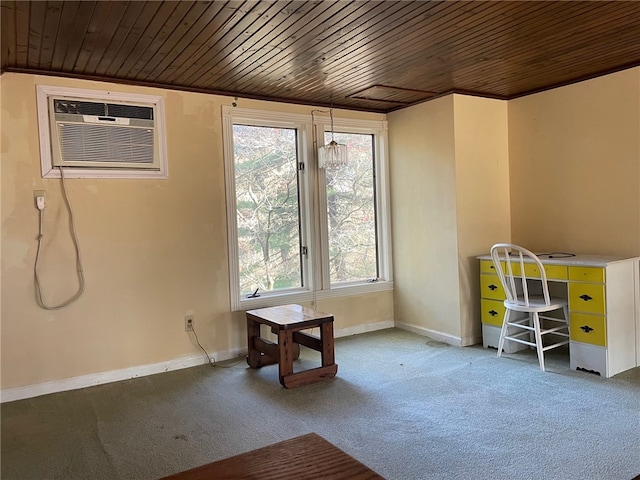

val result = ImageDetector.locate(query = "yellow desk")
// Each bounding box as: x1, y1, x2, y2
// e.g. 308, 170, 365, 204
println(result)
477, 253, 640, 377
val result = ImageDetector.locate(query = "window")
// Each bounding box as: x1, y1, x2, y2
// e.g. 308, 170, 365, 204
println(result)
232, 125, 304, 294
222, 106, 392, 311
323, 131, 378, 284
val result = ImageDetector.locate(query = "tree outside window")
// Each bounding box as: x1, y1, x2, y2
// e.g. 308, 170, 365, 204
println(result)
233, 125, 302, 294
324, 132, 378, 283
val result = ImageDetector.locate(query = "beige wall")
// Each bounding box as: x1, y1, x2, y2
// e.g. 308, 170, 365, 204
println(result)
388, 95, 509, 345
508, 67, 640, 257
389, 67, 639, 347
0, 73, 390, 392
387, 97, 460, 340
452, 95, 510, 342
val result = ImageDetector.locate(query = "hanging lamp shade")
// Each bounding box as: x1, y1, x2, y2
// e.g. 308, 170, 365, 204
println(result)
318, 140, 348, 169
318, 106, 348, 169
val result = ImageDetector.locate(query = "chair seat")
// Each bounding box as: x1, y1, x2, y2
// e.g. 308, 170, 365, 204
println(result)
504, 296, 568, 313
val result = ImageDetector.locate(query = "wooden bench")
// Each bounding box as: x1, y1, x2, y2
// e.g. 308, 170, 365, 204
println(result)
246, 304, 338, 388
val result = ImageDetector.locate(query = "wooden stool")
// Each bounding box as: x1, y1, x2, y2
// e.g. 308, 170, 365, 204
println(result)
246, 304, 338, 388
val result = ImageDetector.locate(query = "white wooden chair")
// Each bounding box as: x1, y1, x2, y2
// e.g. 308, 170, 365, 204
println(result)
490, 243, 570, 371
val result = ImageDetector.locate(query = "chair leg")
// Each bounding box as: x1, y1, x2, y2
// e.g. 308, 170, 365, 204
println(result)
532, 312, 545, 371
528, 313, 535, 346
497, 308, 511, 357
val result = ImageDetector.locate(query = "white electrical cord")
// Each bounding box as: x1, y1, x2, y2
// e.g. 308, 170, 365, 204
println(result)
34, 167, 85, 309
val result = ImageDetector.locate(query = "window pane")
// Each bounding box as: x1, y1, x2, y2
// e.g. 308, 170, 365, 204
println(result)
233, 125, 302, 294
324, 132, 378, 283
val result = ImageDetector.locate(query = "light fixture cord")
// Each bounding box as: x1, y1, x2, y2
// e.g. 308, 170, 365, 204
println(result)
329, 99, 336, 142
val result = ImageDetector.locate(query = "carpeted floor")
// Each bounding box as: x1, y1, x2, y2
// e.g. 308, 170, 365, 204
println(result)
2, 328, 639, 480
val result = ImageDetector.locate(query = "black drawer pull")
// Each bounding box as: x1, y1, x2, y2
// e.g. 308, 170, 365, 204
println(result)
488, 284, 498, 291
579, 294, 593, 302
488, 310, 498, 317
580, 325, 594, 333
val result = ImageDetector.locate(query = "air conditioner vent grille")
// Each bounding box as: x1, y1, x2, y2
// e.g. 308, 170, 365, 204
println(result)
53, 99, 154, 120
58, 123, 154, 164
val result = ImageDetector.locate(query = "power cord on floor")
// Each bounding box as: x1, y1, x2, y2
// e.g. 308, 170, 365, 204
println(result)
188, 324, 244, 368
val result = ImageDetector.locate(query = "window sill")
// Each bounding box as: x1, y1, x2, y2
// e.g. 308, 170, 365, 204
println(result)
236, 281, 394, 312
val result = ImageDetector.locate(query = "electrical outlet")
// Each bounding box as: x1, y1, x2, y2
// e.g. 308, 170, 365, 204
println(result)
34, 190, 46, 209
185, 315, 194, 332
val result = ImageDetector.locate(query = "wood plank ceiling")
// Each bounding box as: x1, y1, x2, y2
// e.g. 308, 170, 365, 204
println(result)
2, 0, 640, 113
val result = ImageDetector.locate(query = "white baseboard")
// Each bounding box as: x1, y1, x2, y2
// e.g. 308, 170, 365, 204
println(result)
460, 334, 483, 347
394, 321, 479, 347
0, 347, 245, 404
336, 319, 395, 338
1, 321, 394, 404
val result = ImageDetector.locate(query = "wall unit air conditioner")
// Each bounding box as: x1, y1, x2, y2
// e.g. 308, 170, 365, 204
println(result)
37, 86, 168, 179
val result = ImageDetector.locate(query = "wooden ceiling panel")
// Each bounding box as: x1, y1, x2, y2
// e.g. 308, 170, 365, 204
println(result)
34, 2, 60, 69
59, 2, 97, 71
210, 1, 361, 91
48, 2, 82, 71
90, 2, 148, 76
208, 2, 331, 91
101, 1, 166, 77
142, 1, 240, 83
319, 3, 491, 95
312, 1, 553, 100
255, 2, 439, 97
13, 0, 31, 67
72, 1, 128, 73
178, 1, 308, 87
349, 85, 437, 105
120, 1, 194, 79
2, 0, 639, 113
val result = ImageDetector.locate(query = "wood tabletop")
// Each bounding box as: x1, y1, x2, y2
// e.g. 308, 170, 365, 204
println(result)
246, 304, 334, 330
160, 432, 384, 480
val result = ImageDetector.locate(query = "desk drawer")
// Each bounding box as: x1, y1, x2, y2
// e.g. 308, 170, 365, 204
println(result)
480, 259, 504, 274
569, 312, 606, 346
568, 266, 605, 283
568, 283, 606, 315
480, 275, 505, 300
480, 298, 505, 326
510, 263, 568, 280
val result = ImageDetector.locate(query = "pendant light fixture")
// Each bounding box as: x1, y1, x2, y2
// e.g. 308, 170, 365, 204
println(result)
318, 103, 348, 169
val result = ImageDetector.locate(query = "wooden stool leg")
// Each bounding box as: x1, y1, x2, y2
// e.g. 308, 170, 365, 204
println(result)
278, 330, 295, 386
320, 322, 335, 367
246, 318, 262, 368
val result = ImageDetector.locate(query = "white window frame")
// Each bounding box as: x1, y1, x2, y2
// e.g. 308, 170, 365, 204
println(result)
222, 106, 393, 312
313, 115, 393, 293
35, 85, 168, 179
